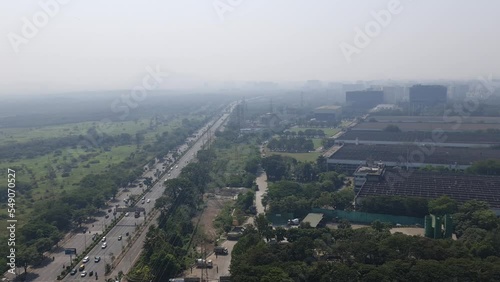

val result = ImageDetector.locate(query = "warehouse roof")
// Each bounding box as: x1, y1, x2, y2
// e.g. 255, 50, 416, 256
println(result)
328, 144, 500, 166
337, 130, 500, 145
357, 169, 500, 209
302, 213, 324, 228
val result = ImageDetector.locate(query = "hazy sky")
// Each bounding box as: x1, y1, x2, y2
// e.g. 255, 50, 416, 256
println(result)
1, 0, 499, 94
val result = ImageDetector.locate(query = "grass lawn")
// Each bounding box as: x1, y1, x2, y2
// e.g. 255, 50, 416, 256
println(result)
312, 138, 323, 149
286, 127, 340, 137
0, 117, 186, 146
0, 144, 138, 231
0, 115, 199, 232
270, 151, 321, 162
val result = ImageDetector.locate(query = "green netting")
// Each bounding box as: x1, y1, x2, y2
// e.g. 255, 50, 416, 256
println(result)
312, 208, 424, 226
267, 213, 294, 225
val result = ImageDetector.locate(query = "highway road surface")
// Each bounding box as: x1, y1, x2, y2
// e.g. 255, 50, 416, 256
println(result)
9, 103, 235, 282
107, 108, 234, 281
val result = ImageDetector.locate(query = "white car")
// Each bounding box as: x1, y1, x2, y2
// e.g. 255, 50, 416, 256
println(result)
147, 199, 151, 203
82, 256, 89, 263
101, 236, 106, 242
125, 212, 129, 217
101, 242, 107, 249
80, 271, 87, 277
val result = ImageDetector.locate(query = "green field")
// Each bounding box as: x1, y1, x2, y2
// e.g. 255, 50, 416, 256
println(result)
0, 116, 195, 232
270, 151, 322, 162
0, 117, 183, 146
312, 138, 322, 149
286, 127, 340, 137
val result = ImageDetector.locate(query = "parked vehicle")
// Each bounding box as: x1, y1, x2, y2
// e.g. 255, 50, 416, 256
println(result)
195, 258, 213, 268
214, 246, 228, 255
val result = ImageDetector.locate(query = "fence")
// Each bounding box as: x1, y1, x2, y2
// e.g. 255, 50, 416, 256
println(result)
311, 208, 424, 226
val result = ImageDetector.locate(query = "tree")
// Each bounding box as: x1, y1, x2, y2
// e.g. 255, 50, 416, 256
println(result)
383, 125, 401, 132
255, 214, 272, 239
261, 267, 293, 282
316, 155, 327, 173
143, 177, 153, 188
371, 220, 390, 232
428, 195, 458, 215
338, 219, 352, 230
454, 200, 499, 238
16, 246, 41, 275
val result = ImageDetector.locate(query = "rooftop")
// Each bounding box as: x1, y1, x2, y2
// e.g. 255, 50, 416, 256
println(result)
355, 165, 385, 175
366, 116, 500, 123
302, 213, 324, 228
353, 122, 500, 132
337, 130, 500, 145
357, 169, 500, 209
328, 144, 500, 166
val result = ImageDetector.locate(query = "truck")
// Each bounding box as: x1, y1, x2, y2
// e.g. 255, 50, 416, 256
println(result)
195, 258, 213, 268
214, 246, 228, 255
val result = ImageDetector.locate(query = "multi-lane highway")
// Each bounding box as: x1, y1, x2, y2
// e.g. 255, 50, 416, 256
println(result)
15, 103, 235, 282
65, 106, 234, 281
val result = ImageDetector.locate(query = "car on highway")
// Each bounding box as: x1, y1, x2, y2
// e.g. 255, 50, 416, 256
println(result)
94, 256, 101, 263
101, 242, 107, 249
79, 264, 85, 271
82, 256, 89, 263
101, 236, 106, 242
118, 235, 122, 241
81, 270, 87, 277
70, 269, 77, 275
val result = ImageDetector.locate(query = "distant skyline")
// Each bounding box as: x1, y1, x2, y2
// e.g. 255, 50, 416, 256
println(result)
1, 0, 499, 94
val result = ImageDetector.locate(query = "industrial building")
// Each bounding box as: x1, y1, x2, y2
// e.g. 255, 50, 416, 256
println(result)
409, 85, 447, 113
326, 143, 500, 173
345, 90, 384, 109
314, 105, 342, 122
355, 168, 500, 215
335, 130, 500, 148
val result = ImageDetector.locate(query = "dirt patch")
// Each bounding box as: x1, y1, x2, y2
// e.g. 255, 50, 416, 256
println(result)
327, 223, 425, 236
193, 195, 234, 245
390, 227, 425, 236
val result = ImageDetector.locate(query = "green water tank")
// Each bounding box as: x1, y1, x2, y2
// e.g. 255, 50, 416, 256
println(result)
444, 214, 453, 239
424, 215, 433, 238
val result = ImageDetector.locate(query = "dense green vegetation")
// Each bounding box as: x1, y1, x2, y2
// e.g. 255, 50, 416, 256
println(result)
282, 129, 327, 138
467, 159, 500, 175
260, 154, 354, 221
128, 110, 262, 281
0, 95, 225, 275
359, 196, 429, 218
231, 200, 500, 281
267, 137, 314, 153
